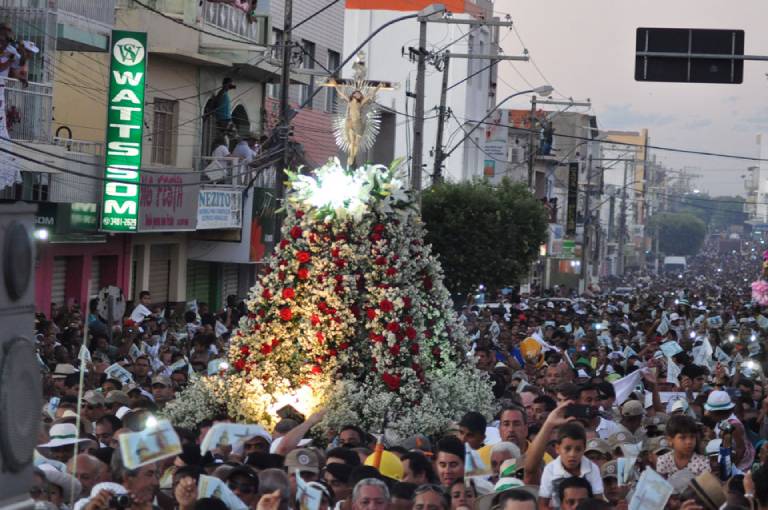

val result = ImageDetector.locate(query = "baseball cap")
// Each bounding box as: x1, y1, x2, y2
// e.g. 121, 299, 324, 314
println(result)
585, 438, 611, 455
105, 390, 130, 406
151, 375, 172, 387
600, 460, 618, 480
621, 400, 644, 417
285, 448, 321, 474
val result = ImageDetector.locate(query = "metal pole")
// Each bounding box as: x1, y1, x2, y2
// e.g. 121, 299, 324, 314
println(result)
527, 95, 537, 192
411, 19, 428, 193
274, 0, 292, 243
433, 52, 450, 184
581, 154, 592, 291
619, 160, 628, 275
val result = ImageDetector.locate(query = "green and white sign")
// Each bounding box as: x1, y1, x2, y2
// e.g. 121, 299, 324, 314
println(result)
101, 30, 148, 232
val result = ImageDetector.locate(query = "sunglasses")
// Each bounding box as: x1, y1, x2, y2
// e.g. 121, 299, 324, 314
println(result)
228, 481, 257, 495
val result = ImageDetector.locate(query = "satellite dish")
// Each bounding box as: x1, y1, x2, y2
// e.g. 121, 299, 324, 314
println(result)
97, 285, 126, 324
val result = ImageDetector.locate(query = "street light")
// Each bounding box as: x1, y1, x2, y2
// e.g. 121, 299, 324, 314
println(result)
441, 85, 553, 161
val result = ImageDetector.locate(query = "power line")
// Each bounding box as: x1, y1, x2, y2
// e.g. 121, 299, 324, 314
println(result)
292, 0, 341, 31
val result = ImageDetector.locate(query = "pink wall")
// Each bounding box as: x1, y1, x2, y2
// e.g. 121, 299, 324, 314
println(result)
35, 234, 132, 317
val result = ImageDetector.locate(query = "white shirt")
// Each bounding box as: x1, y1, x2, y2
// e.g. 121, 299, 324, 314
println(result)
130, 303, 152, 324
231, 140, 255, 163
212, 144, 230, 159
539, 456, 604, 509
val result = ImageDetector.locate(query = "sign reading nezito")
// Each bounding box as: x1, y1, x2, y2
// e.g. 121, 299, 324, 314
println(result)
101, 30, 148, 232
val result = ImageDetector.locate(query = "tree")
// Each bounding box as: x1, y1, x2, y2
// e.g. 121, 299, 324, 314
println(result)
649, 212, 707, 256
421, 178, 549, 296
709, 196, 747, 231
163, 160, 494, 438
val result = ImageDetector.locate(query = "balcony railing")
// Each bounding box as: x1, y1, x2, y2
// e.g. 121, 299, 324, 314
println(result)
56, 0, 116, 27
200, 0, 266, 45
4, 79, 53, 143
196, 156, 277, 187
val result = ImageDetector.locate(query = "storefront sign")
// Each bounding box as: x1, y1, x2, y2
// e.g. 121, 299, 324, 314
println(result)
197, 189, 243, 229
101, 30, 148, 232
138, 172, 199, 231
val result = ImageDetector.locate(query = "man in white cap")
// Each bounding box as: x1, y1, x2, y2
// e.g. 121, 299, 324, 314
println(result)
704, 390, 755, 472
38, 423, 92, 463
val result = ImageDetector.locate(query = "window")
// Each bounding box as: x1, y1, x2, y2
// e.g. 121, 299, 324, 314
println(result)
151, 98, 178, 165
299, 40, 316, 108
325, 50, 341, 113
268, 28, 284, 99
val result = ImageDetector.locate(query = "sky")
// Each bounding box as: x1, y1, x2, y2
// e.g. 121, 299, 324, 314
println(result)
493, 0, 768, 197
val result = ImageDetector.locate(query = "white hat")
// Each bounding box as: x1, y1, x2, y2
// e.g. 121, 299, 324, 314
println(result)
668, 398, 689, 414
115, 406, 133, 420
705, 439, 722, 456
704, 390, 735, 412
669, 313, 681, 321
37, 423, 90, 449
38, 463, 82, 502
21, 40, 40, 53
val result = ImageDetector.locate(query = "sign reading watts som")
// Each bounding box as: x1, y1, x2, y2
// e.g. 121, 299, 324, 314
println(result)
101, 31, 148, 232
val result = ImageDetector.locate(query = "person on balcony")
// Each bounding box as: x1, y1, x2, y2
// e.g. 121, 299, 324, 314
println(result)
0, 27, 23, 190
212, 77, 236, 136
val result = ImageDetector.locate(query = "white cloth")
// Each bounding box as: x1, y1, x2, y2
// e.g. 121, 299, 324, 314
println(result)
212, 144, 230, 158
130, 303, 152, 324
596, 416, 622, 439
539, 456, 604, 508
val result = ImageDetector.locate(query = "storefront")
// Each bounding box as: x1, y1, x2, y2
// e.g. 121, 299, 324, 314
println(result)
34, 202, 131, 316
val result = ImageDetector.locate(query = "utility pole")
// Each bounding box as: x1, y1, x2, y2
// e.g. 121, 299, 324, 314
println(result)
527, 95, 537, 192
580, 154, 592, 291
411, 18, 428, 193
618, 160, 629, 275
432, 52, 450, 184
274, 0, 292, 243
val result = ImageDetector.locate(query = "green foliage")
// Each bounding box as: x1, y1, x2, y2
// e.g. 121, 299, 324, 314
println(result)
649, 212, 707, 256
670, 194, 747, 231
421, 178, 548, 295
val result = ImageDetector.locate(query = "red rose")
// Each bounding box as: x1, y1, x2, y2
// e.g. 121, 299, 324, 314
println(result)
403, 297, 412, 308
260, 343, 272, 355
379, 299, 394, 313
311, 365, 322, 374
370, 233, 382, 242
382, 373, 401, 391
335, 233, 347, 241
410, 343, 420, 354
386, 322, 400, 333
389, 344, 401, 356
279, 239, 289, 249
423, 277, 433, 290
296, 251, 311, 263
262, 289, 272, 299
373, 224, 385, 233
404, 315, 413, 324
280, 307, 293, 321
297, 268, 309, 280
271, 338, 281, 348
311, 314, 320, 326
282, 288, 295, 300
375, 256, 387, 266
339, 342, 350, 350
366, 309, 376, 320
278, 271, 286, 281
405, 327, 417, 340
234, 359, 246, 371
369, 331, 384, 343
334, 274, 344, 283
328, 348, 338, 357
425, 330, 433, 338
334, 259, 346, 268
331, 247, 340, 258
386, 267, 397, 276
295, 210, 305, 218
240, 346, 250, 355
289, 226, 303, 239
257, 308, 266, 317
316, 331, 325, 344
432, 346, 441, 357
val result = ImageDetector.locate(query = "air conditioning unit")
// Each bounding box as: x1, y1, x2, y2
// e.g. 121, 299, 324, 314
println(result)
510, 146, 525, 163
0, 203, 40, 509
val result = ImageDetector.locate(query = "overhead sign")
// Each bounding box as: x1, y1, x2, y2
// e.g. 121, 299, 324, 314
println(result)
138, 172, 199, 231
635, 28, 744, 84
101, 30, 148, 232
197, 189, 243, 230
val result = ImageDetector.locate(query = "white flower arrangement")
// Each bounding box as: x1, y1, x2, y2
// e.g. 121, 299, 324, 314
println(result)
166, 159, 494, 434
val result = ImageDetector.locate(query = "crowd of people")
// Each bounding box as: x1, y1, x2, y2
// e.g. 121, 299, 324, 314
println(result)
30, 236, 768, 510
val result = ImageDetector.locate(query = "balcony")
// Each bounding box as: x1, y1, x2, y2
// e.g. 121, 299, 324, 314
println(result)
199, 1, 267, 47
0, 0, 115, 51
4, 79, 53, 143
